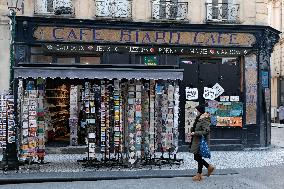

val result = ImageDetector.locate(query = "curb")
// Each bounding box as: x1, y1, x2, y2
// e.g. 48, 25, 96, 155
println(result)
0, 169, 238, 185
271, 123, 284, 128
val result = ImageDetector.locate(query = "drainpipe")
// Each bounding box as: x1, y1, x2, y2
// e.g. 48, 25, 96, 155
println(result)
280, 0, 283, 107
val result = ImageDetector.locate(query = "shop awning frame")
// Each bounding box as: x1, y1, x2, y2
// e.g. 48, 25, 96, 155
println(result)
14, 67, 184, 80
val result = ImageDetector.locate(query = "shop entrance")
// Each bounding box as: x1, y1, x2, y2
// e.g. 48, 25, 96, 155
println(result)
17, 76, 181, 166
180, 57, 244, 147
180, 57, 242, 101
45, 79, 71, 147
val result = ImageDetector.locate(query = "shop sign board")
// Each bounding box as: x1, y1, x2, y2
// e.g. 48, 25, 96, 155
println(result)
185, 87, 198, 100
220, 96, 230, 101
144, 56, 158, 66
262, 71, 269, 88
245, 54, 258, 125
42, 44, 250, 56
34, 26, 256, 47
230, 96, 240, 102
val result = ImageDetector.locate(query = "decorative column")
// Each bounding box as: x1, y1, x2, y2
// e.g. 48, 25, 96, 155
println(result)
256, 30, 279, 147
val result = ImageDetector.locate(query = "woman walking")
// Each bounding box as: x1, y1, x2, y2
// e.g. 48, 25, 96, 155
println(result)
190, 105, 215, 181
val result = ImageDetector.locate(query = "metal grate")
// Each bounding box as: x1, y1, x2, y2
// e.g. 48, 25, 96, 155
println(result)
34, 0, 74, 15
151, 0, 188, 20
95, 0, 132, 18
206, 3, 239, 22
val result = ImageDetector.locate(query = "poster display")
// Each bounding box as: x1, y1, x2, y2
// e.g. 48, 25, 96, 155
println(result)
245, 54, 258, 125
206, 100, 243, 127
185, 87, 198, 100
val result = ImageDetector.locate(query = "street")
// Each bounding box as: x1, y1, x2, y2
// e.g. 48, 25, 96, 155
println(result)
0, 127, 284, 189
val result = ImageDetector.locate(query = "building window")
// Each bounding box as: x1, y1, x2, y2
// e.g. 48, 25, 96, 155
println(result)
80, 57, 101, 65
95, 0, 132, 18
151, 0, 188, 20
56, 57, 76, 64
206, 0, 239, 22
30, 47, 53, 63
34, 0, 74, 15
31, 55, 53, 63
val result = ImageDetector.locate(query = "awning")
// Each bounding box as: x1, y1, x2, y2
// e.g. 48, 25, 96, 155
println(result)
14, 67, 183, 80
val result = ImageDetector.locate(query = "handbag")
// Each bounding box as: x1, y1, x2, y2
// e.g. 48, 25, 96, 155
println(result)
200, 135, 211, 158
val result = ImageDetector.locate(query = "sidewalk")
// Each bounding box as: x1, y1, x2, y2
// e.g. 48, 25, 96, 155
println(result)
271, 123, 284, 128
0, 169, 238, 184
0, 127, 284, 184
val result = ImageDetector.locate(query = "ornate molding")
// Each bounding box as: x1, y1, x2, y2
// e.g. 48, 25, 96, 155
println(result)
15, 45, 27, 64
254, 30, 280, 70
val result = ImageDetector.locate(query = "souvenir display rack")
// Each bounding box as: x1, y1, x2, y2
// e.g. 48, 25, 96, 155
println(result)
18, 79, 47, 163
81, 79, 183, 169
19, 81, 39, 162
45, 84, 70, 145
0, 93, 16, 149
36, 79, 46, 162
69, 85, 80, 146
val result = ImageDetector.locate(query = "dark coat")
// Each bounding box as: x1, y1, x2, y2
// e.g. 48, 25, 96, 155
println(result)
190, 116, 211, 154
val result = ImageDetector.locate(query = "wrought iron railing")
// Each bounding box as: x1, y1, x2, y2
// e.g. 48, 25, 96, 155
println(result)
206, 3, 239, 22
151, 0, 188, 20
95, 0, 132, 18
34, 0, 74, 15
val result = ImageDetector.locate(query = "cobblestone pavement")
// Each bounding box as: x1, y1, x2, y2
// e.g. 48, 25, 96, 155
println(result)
0, 127, 284, 173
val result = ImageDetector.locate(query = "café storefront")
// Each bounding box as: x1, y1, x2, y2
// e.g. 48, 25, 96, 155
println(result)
3, 16, 279, 167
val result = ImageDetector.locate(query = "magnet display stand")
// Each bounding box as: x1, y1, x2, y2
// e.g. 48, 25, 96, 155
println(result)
18, 79, 47, 165
81, 79, 183, 169
36, 78, 46, 162
19, 81, 38, 163
69, 85, 79, 146
127, 80, 136, 165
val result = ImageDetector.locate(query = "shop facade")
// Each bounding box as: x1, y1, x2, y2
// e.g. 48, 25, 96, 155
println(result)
2, 16, 279, 167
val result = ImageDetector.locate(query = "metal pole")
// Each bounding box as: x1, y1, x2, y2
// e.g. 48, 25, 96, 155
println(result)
9, 9, 16, 92
0, 8, 19, 171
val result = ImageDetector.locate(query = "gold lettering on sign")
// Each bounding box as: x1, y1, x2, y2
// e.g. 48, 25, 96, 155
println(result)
33, 26, 256, 47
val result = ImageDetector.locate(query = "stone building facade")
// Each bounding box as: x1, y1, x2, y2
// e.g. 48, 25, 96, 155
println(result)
0, 0, 274, 93
268, 0, 284, 121
0, 1, 280, 162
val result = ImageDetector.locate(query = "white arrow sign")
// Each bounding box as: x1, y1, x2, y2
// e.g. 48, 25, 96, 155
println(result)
212, 83, 224, 98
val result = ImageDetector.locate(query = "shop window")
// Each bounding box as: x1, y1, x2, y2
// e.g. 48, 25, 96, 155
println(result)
80, 57, 101, 65
107, 53, 130, 64
34, 0, 74, 15
31, 55, 52, 63
31, 47, 43, 54
95, 0, 132, 18
56, 57, 76, 64
222, 58, 237, 66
